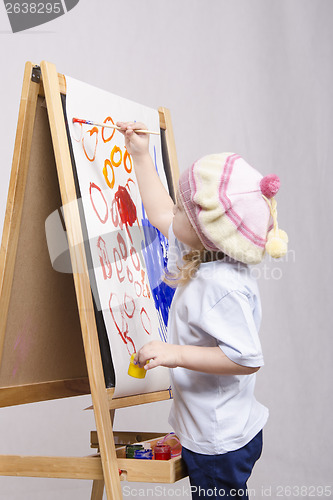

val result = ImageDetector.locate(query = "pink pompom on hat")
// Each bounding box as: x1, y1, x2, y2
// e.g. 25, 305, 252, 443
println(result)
178, 153, 288, 264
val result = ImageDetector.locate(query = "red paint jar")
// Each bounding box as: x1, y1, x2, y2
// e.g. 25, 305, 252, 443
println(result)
154, 443, 171, 460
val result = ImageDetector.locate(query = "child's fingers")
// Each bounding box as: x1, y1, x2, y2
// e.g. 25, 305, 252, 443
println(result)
115, 122, 127, 136
133, 353, 139, 365
135, 349, 148, 367
116, 121, 131, 129
125, 129, 134, 138
136, 341, 164, 369
116, 121, 148, 135
130, 122, 148, 133
144, 358, 159, 370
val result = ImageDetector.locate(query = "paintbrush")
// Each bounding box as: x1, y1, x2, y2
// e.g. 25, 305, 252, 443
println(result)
72, 118, 160, 135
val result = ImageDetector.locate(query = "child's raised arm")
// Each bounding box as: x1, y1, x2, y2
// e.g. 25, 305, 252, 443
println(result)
117, 121, 174, 238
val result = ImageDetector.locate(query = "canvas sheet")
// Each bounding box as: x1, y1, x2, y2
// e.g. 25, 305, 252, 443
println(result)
65, 76, 173, 397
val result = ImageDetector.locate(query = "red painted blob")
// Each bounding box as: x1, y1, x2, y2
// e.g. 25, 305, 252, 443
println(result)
114, 185, 137, 229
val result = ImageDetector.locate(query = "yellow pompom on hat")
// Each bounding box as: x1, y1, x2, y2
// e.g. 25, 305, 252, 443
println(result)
178, 153, 288, 264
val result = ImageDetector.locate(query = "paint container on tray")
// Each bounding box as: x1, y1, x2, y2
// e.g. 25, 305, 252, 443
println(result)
128, 353, 147, 379
134, 448, 153, 460
126, 444, 144, 459
155, 433, 182, 458
154, 443, 172, 460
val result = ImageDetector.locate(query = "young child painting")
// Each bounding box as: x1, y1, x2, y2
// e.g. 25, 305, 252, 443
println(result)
117, 121, 288, 500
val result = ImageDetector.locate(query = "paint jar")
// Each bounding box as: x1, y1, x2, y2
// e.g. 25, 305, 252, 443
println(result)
154, 443, 172, 460
134, 448, 153, 460
128, 353, 147, 379
155, 433, 182, 458
126, 444, 144, 459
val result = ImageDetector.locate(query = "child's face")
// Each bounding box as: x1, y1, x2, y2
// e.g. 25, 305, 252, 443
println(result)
173, 192, 203, 250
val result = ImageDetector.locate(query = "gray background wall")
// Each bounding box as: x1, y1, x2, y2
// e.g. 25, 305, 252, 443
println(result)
0, 1, 332, 498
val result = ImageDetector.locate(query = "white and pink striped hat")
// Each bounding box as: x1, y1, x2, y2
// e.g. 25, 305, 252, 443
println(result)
178, 153, 287, 264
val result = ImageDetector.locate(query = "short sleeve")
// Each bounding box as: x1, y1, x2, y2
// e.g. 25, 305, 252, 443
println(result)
202, 290, 264, 367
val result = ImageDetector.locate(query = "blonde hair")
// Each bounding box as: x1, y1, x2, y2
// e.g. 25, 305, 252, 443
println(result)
165, 248, 225, 287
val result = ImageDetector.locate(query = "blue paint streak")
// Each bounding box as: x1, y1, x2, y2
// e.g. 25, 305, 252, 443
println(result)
140, 145, 175, 340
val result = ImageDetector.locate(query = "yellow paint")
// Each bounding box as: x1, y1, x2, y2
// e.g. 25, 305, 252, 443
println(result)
128, 353, 147, 379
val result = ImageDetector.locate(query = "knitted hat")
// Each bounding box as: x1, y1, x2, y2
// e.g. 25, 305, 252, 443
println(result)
178, 153, 288, 264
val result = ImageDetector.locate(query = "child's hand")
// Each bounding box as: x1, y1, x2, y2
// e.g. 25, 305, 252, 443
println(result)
116, 121, 149, 158
134, 341, 181, 371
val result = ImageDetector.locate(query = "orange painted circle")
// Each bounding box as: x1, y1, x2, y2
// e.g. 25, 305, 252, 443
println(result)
103, 159, 115, 189
111, 145, 122, 168
102, 116, 115, 143
82, 127, 98, 162
124, 149, 133, 173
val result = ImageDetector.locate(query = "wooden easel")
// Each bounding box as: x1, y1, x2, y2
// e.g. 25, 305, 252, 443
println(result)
0, 61, 186, 499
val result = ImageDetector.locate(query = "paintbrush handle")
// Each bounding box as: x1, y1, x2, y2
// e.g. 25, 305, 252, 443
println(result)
73, 118, 159, 135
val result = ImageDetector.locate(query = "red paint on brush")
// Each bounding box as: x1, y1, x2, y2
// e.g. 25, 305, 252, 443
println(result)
73, 118, 93, 125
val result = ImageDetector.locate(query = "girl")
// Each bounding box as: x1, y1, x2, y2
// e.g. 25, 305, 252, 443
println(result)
117, 121, 288, 499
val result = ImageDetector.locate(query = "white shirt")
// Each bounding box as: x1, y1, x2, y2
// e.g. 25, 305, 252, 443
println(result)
167, 226, 269, 454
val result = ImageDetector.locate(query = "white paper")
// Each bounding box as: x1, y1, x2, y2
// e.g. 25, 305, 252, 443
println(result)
65, 76, 172, 397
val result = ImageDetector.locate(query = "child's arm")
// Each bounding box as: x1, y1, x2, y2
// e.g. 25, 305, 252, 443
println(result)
117, 121, 174, 237
135, 341, 260, 376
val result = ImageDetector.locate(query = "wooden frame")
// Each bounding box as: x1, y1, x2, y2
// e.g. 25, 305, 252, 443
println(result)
0, 61, 185, 500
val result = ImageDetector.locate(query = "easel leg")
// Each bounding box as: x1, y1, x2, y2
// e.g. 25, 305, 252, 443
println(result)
90, 410, 115, 500
91, 479, 105, 500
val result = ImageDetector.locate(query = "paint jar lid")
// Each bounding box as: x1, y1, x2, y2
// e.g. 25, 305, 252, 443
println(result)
126, 444, 144, 459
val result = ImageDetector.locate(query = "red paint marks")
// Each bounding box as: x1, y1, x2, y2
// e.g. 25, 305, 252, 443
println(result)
117, 232, 127, 260
110, 198, 119, 227
130, 246, 140, 271
89, 183, 109, 224
72, 121, 83, 142
113, 233, 128, 283
97, 236, 112, 279
109, 293, 136, 355
79, 126, 155, 353
82, 127, 98, 162
140, 307, 152, 335
134, 281, 142, 297
107, 187, 149, 297
127, 266, 133, 283
93, 187, 149, 297
114, 185, 137, 231
114, 247, 125, 283
141, 269, 151, 298
124, 293, 135, 318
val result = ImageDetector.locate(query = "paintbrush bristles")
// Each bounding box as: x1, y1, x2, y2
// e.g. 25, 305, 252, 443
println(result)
72, 118, 160, 135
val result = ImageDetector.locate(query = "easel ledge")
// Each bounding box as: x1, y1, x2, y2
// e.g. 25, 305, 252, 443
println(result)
0, 61, 185, 500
